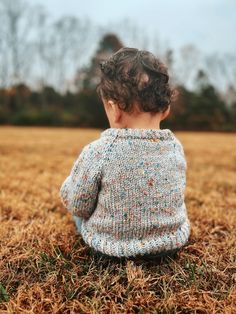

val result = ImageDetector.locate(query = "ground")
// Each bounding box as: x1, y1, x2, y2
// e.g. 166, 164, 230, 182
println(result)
0, 126, 235, 314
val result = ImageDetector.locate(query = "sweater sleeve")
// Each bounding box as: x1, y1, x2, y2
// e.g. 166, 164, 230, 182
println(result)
175, 137, 187, 170
59, 142, 102, 219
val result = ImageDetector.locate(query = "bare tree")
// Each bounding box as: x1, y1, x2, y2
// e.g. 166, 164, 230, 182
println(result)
205, 52, 236, 91
102, 18, 151, 51
33, 5, 53, 90
0, 0, 35, 86
0, 3, 9, 87
175, 44, 201, 88
45, 16, 95, 92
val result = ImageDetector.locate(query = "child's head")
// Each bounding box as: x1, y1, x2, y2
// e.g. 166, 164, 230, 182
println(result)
97, 47, 174, 129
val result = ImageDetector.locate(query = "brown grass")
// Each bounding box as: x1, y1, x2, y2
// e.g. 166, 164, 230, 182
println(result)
0, 126, 235, 314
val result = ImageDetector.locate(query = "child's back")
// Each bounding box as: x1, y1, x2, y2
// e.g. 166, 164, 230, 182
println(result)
79, 127, 190, 257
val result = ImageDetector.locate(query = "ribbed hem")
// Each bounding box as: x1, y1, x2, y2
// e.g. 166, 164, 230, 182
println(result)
81, 220, 190, 258
100, 128, 175, 140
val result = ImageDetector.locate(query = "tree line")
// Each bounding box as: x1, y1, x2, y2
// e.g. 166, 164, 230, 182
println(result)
0, 78, 235, 131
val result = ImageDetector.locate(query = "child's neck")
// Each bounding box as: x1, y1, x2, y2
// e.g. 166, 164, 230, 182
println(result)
112, 111, 163, 129
122, 121, 161, 129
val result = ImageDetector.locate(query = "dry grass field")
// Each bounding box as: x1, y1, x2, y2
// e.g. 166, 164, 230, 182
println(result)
0, 126, 235, 313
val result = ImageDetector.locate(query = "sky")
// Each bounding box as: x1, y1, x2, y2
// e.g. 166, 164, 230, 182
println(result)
33, 0, 236, 55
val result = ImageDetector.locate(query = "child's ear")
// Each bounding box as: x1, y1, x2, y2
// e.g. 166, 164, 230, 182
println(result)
161, 105, 170, 121
108, 100, 122, 123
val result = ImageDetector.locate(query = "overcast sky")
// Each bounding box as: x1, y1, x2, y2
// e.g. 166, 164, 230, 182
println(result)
33, 0, 236, 55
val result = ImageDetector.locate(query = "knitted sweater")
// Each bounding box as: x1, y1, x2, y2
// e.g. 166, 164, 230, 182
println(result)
59, 128, 190, 258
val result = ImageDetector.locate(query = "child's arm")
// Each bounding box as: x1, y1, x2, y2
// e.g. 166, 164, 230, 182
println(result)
59, 143, 102, 220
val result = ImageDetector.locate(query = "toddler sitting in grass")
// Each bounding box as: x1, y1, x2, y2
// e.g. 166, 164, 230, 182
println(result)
60, 47, 190, 261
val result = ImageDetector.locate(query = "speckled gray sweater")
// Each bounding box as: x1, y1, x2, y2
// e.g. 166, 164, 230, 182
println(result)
59, 128, 190, 258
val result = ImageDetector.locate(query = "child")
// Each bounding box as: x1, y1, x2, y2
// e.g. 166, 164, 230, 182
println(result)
59, 47, 190, 261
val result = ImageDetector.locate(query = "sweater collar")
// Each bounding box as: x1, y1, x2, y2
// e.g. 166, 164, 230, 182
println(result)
100, 128, 175, 140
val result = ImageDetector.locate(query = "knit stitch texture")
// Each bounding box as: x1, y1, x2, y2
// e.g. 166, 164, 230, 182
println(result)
60, 128, 190, 258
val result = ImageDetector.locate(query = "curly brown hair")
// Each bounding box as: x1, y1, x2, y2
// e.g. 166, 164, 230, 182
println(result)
96, 47, 174, 114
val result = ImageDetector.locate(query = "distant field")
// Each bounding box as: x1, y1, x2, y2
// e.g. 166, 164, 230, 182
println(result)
0, 126, 235, 313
